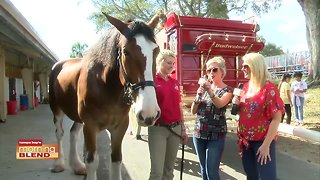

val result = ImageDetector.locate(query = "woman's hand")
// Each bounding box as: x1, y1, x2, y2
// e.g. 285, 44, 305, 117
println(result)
181, 129, 189, 144
256, 144, 271, 165
202, 81, 211, 92
232, 94, 240, 105
196, 86, 205, 95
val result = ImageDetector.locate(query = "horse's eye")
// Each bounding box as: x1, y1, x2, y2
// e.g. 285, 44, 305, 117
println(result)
123, 49, 129, 56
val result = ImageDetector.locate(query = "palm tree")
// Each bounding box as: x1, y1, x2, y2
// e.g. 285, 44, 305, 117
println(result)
70, 42, 88, 58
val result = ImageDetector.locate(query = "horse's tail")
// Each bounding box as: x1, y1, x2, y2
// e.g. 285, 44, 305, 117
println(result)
48, 61, 64, 114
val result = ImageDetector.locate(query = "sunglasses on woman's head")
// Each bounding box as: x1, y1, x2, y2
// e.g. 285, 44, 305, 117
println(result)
206, 68, 219, 73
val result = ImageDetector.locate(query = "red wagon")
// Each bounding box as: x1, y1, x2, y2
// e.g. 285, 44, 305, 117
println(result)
156, 12, 265, 104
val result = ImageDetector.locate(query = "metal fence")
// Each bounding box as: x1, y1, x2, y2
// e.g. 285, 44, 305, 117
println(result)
265, 51, 310, 78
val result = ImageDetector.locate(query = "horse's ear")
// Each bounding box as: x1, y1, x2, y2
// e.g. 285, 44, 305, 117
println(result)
102, 12, 128, 34
148, 11, 167, 30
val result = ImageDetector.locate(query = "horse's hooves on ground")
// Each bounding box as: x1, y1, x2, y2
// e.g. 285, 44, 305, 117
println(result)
74, 168, 86, 175
50, 166, 65, 173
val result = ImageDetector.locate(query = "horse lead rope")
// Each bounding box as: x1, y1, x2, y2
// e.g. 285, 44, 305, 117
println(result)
165, 127, 185, 180
180, 144, 185, 180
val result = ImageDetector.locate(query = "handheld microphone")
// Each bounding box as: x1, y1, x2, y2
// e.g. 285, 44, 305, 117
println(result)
231, 83, 244, 115
194, 75, 208, 103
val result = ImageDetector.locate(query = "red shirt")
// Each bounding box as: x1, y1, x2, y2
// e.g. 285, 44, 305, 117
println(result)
237, 81, 285, 141
155, 73, 182, 124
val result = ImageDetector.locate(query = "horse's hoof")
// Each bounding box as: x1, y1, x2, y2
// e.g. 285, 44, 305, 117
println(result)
51, 165, 65, 173
74, 167, 86, 175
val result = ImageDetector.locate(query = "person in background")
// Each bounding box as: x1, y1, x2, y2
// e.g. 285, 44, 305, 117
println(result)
232, 53, 285, 180
128, 105, 142, 140
148, 49, 188, 180
278, 73, 293, 124
291, 71, 308, 126
190, 56, 233, 180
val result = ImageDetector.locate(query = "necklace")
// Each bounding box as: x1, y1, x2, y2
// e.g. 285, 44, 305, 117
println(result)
159, 72, 169, 81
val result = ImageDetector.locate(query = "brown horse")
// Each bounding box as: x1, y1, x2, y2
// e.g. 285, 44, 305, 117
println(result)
49, 14, 162, 180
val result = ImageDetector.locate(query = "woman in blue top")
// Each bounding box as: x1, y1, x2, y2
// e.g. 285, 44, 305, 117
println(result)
191, 56, 233, 180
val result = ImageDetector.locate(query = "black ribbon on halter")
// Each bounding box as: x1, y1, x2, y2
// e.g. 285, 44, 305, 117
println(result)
117, 48, 155, 105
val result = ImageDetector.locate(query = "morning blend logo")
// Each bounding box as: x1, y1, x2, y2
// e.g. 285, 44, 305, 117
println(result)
16, 139, 58, 160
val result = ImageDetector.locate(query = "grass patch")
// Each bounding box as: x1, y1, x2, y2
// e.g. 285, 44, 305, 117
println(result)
304, 86, 320, 122
271, 78, 319, 123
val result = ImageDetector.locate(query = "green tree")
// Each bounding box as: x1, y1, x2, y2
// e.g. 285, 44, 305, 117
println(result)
70, 42, 88, 58
260, 43, 284, 57
89, 0, 160, 31
88, 0, 250, 31
89, 0, 319, 83
88, 0, 281, 32
297, 0, 320, 83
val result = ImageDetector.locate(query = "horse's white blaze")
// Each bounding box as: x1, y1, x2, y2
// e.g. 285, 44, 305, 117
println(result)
134, 35, 160, 122
135, 35, 157, 82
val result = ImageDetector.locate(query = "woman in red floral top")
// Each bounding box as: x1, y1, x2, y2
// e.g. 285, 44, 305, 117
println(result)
232, 53, 285, 180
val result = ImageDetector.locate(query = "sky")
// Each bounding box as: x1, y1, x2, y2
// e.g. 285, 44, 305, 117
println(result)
229, 0, 308, 53
10, 0, 308, 60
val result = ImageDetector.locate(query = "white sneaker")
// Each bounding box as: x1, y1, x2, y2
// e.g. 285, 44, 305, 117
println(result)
294, 122, 300, 126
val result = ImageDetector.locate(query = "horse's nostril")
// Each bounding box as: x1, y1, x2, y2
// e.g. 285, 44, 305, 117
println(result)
137, 110, 160, 125
145, 117, 155, 126
138, 111, 144, 121
156, 110, 161, 120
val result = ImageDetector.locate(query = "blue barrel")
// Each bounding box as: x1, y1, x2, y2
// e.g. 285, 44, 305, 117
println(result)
20, 95, 29, 110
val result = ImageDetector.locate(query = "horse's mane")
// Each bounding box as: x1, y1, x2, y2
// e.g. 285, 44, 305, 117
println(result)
126, 21, 155, 41
84, 21, 155, 70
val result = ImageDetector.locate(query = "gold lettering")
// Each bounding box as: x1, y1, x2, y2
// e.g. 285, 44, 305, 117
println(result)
214, 43, 248, 49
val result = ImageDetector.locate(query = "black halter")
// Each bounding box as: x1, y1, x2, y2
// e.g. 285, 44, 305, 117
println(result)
117, 48, 155, 105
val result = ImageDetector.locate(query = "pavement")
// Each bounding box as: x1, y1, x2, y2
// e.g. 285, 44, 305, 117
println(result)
0, 104, 319, 180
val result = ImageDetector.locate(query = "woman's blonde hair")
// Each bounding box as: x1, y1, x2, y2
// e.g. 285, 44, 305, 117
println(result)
156, 49, 176, 67
242, 53, 270, 93
206, 56, 226, 78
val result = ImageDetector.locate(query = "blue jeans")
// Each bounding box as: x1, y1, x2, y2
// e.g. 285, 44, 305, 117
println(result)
242, 141, 276, 180
293, 96, 304, 122
193, 135, 226, 180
